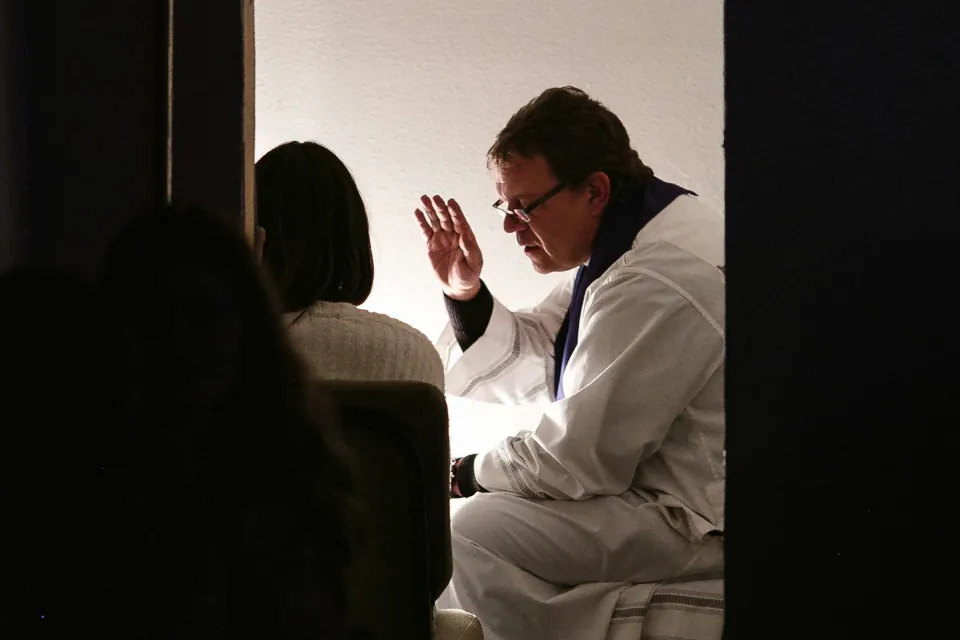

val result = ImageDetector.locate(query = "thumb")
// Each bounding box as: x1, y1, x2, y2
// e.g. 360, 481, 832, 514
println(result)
459, 228, 480, 261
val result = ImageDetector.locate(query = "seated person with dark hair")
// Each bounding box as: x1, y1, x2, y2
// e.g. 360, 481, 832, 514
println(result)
255, 141, 444, 389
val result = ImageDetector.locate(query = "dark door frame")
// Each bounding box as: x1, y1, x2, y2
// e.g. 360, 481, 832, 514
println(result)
0, 0, 255, 275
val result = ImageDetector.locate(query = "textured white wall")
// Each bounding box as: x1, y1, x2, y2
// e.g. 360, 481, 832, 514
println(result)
256, 0, 723, 455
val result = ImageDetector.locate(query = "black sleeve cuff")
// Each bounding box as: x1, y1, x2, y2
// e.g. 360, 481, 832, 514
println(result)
444, 281, 494, 352
453, 453, 488, 498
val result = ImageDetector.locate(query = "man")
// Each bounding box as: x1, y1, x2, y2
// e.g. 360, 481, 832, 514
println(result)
414, 87, 725, 640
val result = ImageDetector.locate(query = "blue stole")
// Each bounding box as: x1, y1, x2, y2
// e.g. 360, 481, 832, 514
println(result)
553, 178, 695, 400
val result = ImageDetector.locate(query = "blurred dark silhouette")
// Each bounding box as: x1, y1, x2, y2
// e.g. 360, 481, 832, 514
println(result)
101, 206, 362, 639
0, 266, 139, 638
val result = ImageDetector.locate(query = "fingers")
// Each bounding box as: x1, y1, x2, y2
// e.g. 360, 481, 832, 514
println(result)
431, 195, 454, 232
447, 199, 479, 255
446, 198, 471, 235
414, 208, 433, 240
420, 194, 442, 231
418, 195, 476, 247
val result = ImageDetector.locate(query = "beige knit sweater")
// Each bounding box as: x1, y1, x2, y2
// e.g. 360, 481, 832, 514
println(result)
286, 301, 445, 391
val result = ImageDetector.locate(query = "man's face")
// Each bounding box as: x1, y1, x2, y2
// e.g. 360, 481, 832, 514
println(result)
494, 155, 603, 274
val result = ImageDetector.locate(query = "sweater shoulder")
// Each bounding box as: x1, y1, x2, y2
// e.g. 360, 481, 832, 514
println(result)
287, 303, 445, 389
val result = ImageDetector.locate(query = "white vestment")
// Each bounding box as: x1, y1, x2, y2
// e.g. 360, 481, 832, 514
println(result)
435, 195, 726, 640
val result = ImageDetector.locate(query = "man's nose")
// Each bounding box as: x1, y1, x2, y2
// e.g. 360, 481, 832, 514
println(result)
503, 215, 527, 234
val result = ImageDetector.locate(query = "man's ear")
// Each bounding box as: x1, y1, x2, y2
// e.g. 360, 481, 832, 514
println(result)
585, 171, 611, 217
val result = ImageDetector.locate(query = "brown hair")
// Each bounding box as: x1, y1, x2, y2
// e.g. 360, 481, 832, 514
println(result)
488, 86, 653, 201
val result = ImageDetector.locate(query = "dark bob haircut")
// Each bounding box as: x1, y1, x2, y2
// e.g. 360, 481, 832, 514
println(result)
255, 141, 375, 312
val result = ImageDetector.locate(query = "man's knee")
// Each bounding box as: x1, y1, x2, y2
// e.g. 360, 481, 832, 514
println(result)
450, 495, 489, 547
450, 494, 515, 553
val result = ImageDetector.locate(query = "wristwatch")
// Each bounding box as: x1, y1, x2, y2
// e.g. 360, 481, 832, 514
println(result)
450, 454, 486, 498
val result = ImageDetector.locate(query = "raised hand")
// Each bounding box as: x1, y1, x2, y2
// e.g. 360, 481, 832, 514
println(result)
415, 195, 484, 301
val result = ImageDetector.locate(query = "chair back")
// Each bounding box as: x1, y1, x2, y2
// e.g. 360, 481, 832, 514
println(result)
315, 380, 451, 640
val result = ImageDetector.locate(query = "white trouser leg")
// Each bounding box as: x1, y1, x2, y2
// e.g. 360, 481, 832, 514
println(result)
439, 492, 723, 640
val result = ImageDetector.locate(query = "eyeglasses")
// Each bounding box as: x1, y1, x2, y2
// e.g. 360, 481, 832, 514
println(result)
492, 182, 566, 223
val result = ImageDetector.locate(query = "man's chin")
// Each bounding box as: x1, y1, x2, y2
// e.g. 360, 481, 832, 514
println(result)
527, 257, 558, 274
524, 247, 554, 273
527, 256, 580, 275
